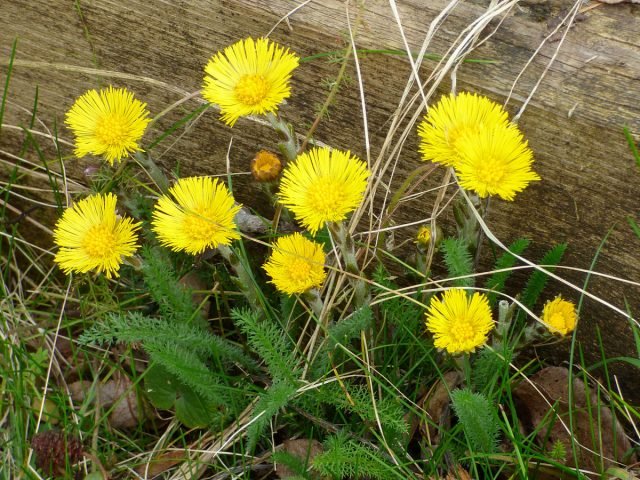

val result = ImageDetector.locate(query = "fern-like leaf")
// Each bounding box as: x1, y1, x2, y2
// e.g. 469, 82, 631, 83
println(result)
441, 238, 474, 287
450, 388, 500, 453
141, 246, 197, 322
247, 380, 298, 451
312, 433, 399, 480
232, 308, 299, 382
485, 238, 530, 306
520, 243, 567, 310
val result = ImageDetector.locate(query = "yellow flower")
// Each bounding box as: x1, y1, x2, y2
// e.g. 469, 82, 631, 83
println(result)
278, 147, 370, 234
152, 177, 241, 255
417, 92, 510, 166
541, 295, 577, 335
53, 193, 140, 278
263, 233, 326, 295
454, 123, 540, 200
65, 86, 151, 165
425, 289, 494, 355
415, 226, 432, 246
202, 37, 299, 126
251, 150, 282, 182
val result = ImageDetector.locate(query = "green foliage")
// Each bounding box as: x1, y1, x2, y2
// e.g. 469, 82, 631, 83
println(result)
441, 237, 474, 288
450, 388, 500, 453
623, 126, 640, 170
232, 308, 300, 383
144, 364, 223, 428
141, 246, 197, 322
272, 449, 313, 479
80, 312, 256, 370
310, 306, 373, 377
247, 380, 299, 450
485, 238, 530, 306
312, 433, 399, 480
471, 345, 511, 395
520, 243, 567, 311
314, 383, 408, 439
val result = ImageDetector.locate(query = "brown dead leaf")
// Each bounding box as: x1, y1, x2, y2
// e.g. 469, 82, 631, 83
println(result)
69, 374, 146, 429
274, 439, 324, 479
134, 450, 185, 477
513, 367, 635, 477
418, 371, 462, 445
178, 271, 210, 317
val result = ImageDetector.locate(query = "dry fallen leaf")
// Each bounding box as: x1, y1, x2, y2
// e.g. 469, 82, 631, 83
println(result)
70, 374, 146, 429
513, 367, 634, 477
419, 371, 462, 445
274, 438, 324, 479
134, 450, 186, 477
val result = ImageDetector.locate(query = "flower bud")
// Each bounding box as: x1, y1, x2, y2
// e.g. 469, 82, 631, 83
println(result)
251, 150, 282, 182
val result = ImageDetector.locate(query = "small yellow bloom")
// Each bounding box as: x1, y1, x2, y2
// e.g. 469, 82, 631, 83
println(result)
541, 295, 577, 335
203, 37, 300, 126
152, 177, 241, 255
53, 193, 140, 278
415, 226, 432, 246
251, 150, 282, 182
417, 92, 510, 167
425, 289, 494, 355
278, 147, 370, 234
65, 86, 151, 165
454, 123, 540, 200
263, 233, 327, 295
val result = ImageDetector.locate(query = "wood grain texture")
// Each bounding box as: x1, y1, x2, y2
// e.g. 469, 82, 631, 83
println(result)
2, 1, 640, 389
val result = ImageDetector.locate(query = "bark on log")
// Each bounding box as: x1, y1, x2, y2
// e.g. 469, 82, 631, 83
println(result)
2, 1, 640, 394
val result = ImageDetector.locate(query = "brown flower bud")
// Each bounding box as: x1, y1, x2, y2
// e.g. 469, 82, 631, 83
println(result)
251, 150, 282, 182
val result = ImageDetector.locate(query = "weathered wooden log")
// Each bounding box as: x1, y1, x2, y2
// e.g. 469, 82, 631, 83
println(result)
2, 1, 640, 393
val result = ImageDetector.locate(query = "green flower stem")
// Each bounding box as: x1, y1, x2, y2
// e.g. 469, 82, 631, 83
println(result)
217, 244, 261, 311
266, 112, 299, 162
303, 288, 325, 321
328, 221, 369, 307
134, 151, 170, 194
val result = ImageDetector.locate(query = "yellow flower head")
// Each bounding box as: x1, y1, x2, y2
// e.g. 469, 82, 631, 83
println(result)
541, 295, 577, 335
415, 225, 432, 246
263, 233, 327, 295
53, 193, 140, 278
278, 147, 370, 234
251, 150, 282, 182
454, 123, 540, 200
152, 177, 241, 255
417, 92, 510, 166
65, 86, 151, 165
425, 289, 494, 355
202, 37, 300, 126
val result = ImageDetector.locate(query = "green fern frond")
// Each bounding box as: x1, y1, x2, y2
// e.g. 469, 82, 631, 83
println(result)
520, 243, 567, 310
247, 380, 298, 451
485, 238, 530, 306
312, 432, 399, 480
79, 312, 257, 370
441, 238, 474, 287
232, 308, 299, 382
314, 383, 407, 438
141, 246, 197, 322
450, 388, 500, 453
144, 339, 239, 408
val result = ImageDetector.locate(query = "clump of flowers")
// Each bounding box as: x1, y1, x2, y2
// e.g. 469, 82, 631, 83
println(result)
425, 289, 495, 355
417, 91, 539, 200
53, 193, 140, 278
541, 295, 578, 335
278, 147, 370, 234
152, 176, 241, 255
263, 233, 327, 295
202, 37, 300, 126
65, 86, 151, 165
